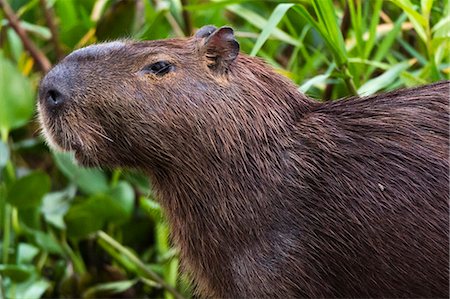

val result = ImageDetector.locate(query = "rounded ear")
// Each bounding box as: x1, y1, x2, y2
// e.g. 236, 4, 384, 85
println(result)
195, 25, 217, 39
201, 26, 239, 74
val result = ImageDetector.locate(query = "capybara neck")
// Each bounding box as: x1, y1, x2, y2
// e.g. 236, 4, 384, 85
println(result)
146, 55, 314, 294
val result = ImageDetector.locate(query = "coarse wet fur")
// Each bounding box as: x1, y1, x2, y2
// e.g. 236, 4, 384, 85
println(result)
38, 26, 449, 298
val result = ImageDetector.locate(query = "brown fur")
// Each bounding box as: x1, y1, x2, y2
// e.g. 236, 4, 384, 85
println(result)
38, 26, 449, 298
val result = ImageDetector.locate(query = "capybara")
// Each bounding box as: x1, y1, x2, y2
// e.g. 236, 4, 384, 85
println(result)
38, 25, 449, 298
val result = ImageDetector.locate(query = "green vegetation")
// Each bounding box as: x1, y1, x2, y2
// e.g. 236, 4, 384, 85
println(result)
0, 0, 448, 297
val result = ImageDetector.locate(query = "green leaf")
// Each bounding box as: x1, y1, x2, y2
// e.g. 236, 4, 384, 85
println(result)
106, 181, 135, 223
41, 187, 75, 229
53, 152, 109, 195
432, 16, 450, 36
391, 0, 427, 42
140, 197, 162, 222
293, 5, 346, 66
250, 3, 295, 56
358, 61, 410, 95
9, 276, 50, 299
31, 230, 64, 254
20, 20, 52, 40
421, 0, 434, 17
65, 182, 134, 238
65, 199, 105, 239
312, 0, 347, 65
299, 64, 335, 93
19, 207, 41, 230
82, 279, 138, 298
7, 171, 51, 209
364, 0, 383, 59
0, 264, 34, 282
0, 53, 35, 132
0, 139, 9, 170
226, 4, 300, 46
367, 14, 408, 77
17, 243, 40, 264
6, 29, 24, 62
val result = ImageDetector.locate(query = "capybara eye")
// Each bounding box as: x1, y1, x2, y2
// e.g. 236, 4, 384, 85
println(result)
142, 61, 173, 76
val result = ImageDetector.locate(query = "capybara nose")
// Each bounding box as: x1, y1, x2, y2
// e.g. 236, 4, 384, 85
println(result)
44, 88, 66, 108
39, 65, 73, 113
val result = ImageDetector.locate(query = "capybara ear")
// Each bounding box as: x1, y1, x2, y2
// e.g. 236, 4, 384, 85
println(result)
201, 26, 239, 73
195, 25, 217, 38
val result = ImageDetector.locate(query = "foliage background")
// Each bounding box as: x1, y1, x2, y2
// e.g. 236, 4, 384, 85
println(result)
0, 0, 448, 298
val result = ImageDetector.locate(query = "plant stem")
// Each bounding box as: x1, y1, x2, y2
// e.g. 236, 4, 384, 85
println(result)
341, 65, 358, 96
95, 231, 185, 299
2, 204, 11, 264
0, 0, 51, 72
0, 129, 11, 265
39, 0, 63, 60
180, 0, 193, 36
111, 169, 122, 187
61, 239, 86, 275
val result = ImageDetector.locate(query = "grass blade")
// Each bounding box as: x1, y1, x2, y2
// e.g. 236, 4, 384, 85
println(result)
391, 0, 427, 42
250, 3, 294, 56
227, 4, 299, 46
358, 61, 410, 95
311, 0, 347, 65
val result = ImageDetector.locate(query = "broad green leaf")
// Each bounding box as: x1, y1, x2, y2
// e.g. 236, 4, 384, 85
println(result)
140, 197, 162, 222
122, 170, 151, 194
12, 277, 50, 299
19, 207, 41, 230
6, 29, 24, 62
65, 183, 134, 238
17, 243, 40, 264
0, 53, 35, 132
0, 265, 34, 282
31, 230, 64, 254
0, 139, 9, 169
250, 3, 295, 56
358, 61, 410, 95
41, 186, 75, 229
65, 200, 105, 239
106, 181, 134, 223
53, 151, 109, 195
7, 171, 51, 209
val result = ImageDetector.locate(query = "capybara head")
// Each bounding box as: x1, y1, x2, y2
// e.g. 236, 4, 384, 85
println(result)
38, 25, 308, 172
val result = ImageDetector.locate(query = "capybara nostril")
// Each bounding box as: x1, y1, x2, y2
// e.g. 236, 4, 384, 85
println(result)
45, 89, 65, 108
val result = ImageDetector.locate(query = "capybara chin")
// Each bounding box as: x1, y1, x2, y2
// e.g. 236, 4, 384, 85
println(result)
38, 25, 449, 298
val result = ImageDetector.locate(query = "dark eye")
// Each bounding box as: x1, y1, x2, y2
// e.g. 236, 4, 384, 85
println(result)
142, 61, 174, 76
